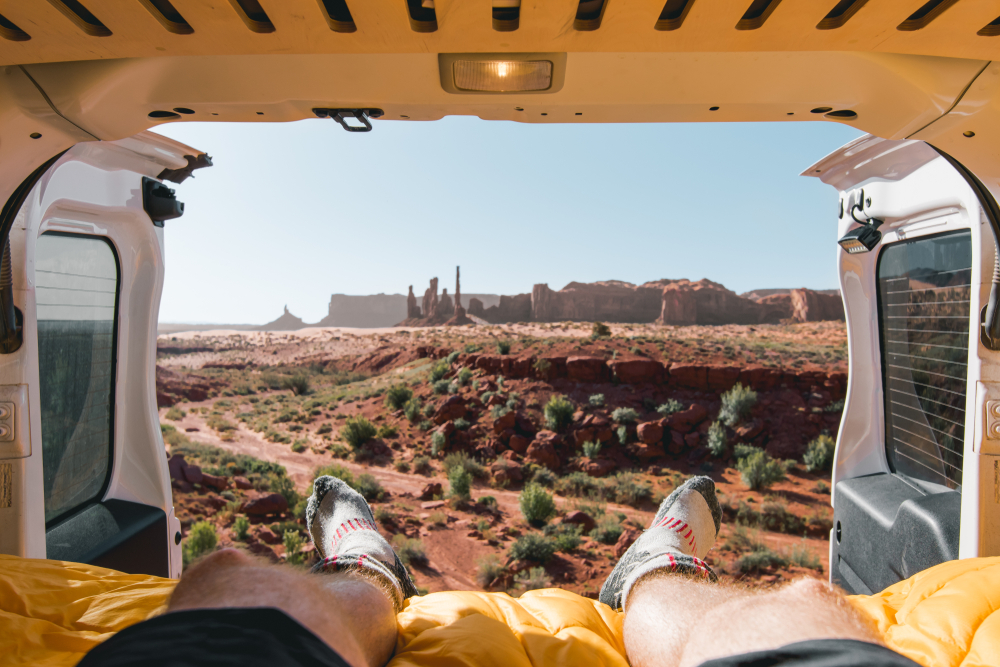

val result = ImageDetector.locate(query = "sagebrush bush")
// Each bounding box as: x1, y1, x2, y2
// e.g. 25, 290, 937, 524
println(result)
476, 554, 505, 588
432, 379, 451, 395
516, 566, 553, 592
316, 423, 333, 435
611, 407, 639, 424
588, 394, 605, 407
719, 383, 757, 427
610, 472, 652, 506
385, 385, 413, 410
496, 340, 512, 355
442, 451, 487, 478
589, 515, 624, 544
391, 535, 427, 567
555, 471, 602, 498
376, 424, 398, 439
453, 417, 470, 430
431, 430, 447, 456
456, 367, 473, 386
283, 530, 305, 565
282, 374, 311, 396
341, 416, 377, 449
544, 395, 575, 432
412, 455, 432, 475
291, 439, 307, 453
544, 522, 582, 552
404, 398, 423, 423
531, 467, 556, 487
656, 399, 683, 416
706, 421, 727, 457
519, 483, 557, 527
581, 440, 602, 459
733, 443, 758, 460
738, 450, 787, 491
233, 515, 250, 541
165, 406, 186, 420
393, 459, 410, 473
355, 473, 384, 501
509, 533, 557, 563
430, 361, 450, 382
445, 350, 461, 365
617, 425, 628, 445
591, 322, 611, 338
803, 434, 835, 472
448, 466, 473, 501
182, 521, 217, 568
786, 540, 822, 571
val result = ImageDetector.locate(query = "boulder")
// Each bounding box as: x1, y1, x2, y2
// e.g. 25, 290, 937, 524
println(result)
614, 528, 641, 558
790, 288, 844, 322
735, 419, 765, 441
563, 510, 596, 533
584, 458, 616, 477
668, 364, 708, 390
201, 472, 229, 491
167, 454, 189, 482
491, 458, 523, 485
610, 359, 665, 384
257, 527, 281, 545
668, 430, 687, 454
508, 434, 530, 453
419, 482, 442, 500
421, 500, 447, 510
525, 440, 560, 470
566, 356, 609, 382
684, 432, 701, 449
433, 396, 467, 425
707, 365, 741, 391
665, 404, 709, 433
637, 420, 664, 444
243, 493, 288, 516
629, 442, 665, 460
492, 410, 517, 434
233, 476, 253, 490
183, 464, 204, 485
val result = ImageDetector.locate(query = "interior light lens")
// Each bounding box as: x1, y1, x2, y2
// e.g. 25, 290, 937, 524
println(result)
453, 60, 552, 92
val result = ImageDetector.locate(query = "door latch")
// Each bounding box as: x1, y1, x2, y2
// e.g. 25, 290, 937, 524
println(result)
313, 108, 384, 132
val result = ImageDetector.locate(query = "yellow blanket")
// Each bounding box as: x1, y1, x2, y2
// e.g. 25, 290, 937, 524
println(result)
2, 554, 999, 667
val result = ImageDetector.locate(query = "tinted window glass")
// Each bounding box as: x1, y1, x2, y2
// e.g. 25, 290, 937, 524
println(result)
877, 230, 971, 490
36, 233, 118, 524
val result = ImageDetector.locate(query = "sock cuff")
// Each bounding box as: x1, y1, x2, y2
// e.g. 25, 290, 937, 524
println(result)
620, 551, 718, 611
312, 554, 406, 611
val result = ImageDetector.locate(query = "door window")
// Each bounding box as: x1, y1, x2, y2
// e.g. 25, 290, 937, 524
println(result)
36, 233, 119, 524
877, 230, 972, 491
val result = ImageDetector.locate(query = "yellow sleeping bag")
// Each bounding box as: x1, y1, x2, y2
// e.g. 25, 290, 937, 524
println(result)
2, 554, 999, 667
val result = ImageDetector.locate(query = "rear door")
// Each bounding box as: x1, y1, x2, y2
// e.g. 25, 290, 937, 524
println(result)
805, 136, 999, 594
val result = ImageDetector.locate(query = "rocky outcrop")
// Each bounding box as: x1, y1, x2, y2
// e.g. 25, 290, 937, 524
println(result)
480, 293, 532, 324
532, 281, 662, 323
435, 289, 454, 320
260, 305, 306, 331
317, 294, 408, 328
791, 288, 844, 322
407, 286, 420, 319
658, 280, 788, 325
468, 298, 485, 318
422, 278, 439, 320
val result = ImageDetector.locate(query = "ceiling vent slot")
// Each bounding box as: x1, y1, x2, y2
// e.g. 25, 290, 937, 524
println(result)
46, 0, 111, 36
0, 13, 30, 41
138, 0, 193, 34
655, 0, 695, 31
229, 0, 276, 33
735, 0, 782, 30
317, 0, 356, 33
896, 0, 957, 31
493, 0, 520, 32
574, 0, 607, 31
979, 15, 1000, 36
816, 0, 867, 29
406, 0, 438, 33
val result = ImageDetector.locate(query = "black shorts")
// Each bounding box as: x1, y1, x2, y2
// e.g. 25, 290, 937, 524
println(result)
79, 608, 921, 667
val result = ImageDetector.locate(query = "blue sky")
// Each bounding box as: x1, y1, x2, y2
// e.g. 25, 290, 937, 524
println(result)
153, 117, 862, 324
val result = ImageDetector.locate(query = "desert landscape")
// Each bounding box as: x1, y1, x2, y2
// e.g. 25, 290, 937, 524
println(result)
158, 315, 847, 597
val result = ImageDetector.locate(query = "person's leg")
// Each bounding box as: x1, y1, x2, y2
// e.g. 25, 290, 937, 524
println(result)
623, 575, 881, 667
168, 548, 396, 667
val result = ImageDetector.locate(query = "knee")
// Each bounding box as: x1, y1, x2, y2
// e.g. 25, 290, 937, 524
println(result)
783, 577, 839, 601
183, 548, 253, 578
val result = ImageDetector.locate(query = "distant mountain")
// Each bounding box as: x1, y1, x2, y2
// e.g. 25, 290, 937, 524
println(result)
741, 288, 840, 301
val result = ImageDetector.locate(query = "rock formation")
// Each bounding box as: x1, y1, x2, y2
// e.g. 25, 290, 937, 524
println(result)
532, 281, 662, 323
790, 288, 844, 322
407, 286, 420, 319
259, 305, 307, 331
479, 293, 533, 324
435, 289, 455, 320
422, 278, 439, 320
657, 279, 788, 325
317, 294, 409, 328
455, 266, 462, 309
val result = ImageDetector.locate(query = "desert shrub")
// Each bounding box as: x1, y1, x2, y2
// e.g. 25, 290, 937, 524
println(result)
429, 361, 450, 383
404, 398, 423, 423
478, 495, 497, 509
737, 450, 787, 491
609, 472, 652, 506
165, 406, 186, 420
464, 343, 481, 353
719, 383, 757, 427
733, 443, 758, 460
447, 381, 460, 394
456, 367, 473, 386
453, 417, 470, 431
588, 394, 605, 408
786, 540, 822, 571
233, 515, 250, 541
591, 322, 611, 338
393, 459, 411, 473
824, 398, 845, 413
431, 430, 447, 456
291, 439, 307, 453
418, 420, 433, 432
656, 399, 683, 416
377, 424, 398, 439
589, 515, 624, 544
316, 423, 333, 435
544, 522, 582, 552
314, 463, 355, 488
617, 425, 629, 445
391, 535, 427, 567
804, 434, 836, 472
516, 566, 553, 592
519, 483, 557, 527
412, 455, 432, 475
182, 521, 217, 568
432, 379, 451, 395
736, 548, 787, 573
374, 505, 395, 523
476, 554, 505, 588
283, 530, 305, 565
385, 385, 413, 410
581, 440, 602, 459
611, 407, 639, 424
206, 414, 237, 434
555, 471, 602, 498
489, 404, 511, 420
813, 480, 831, 494
428, 510, 447, 525
448, 467, 473, 501
282, 374, 311, 396
341, 416, 377, 449
355, 473, 384, 501
531, 467, 556, 488
509, 533, 557, 563
533, 358, 552, 378
269, 475, 301, 509
442, 451, 488, 479
544, 395, 575, 432
496, 340, 512, 355
706, 421, 727, 457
